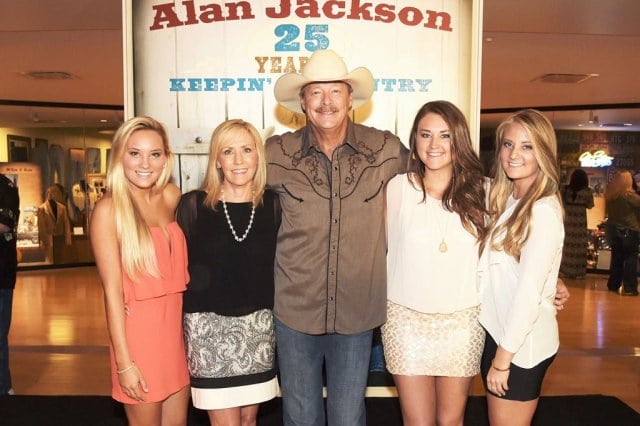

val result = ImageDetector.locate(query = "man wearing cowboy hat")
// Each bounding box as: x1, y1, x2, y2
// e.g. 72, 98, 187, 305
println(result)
265, 49, 408, 426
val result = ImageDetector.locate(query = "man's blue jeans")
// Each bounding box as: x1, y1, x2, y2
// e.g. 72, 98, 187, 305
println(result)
0, 289, 14, 394
275, 318, 372, 426
606, 224, 640, 293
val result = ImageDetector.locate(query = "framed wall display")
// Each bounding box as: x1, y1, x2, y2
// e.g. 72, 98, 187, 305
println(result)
86, 147, 101, 173
7, 135, 31, 162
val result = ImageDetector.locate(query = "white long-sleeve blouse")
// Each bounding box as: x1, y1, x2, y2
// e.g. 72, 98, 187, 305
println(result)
478, 194, 564, 368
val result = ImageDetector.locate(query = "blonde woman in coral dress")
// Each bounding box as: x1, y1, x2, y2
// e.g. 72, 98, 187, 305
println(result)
90, 116, 190, 426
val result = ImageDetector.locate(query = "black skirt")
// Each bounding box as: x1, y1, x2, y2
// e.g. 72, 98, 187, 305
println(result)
480, 331, 555, 401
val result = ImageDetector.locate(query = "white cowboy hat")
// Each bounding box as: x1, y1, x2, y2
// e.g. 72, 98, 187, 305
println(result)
273, 49, 374, 114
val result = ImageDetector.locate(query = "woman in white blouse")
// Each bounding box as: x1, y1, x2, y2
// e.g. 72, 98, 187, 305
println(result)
479, 109, 564, 425
382, 101, 489, 426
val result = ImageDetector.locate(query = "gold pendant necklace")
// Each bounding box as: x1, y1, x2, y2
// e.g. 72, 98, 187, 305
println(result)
429, 195, 450, 254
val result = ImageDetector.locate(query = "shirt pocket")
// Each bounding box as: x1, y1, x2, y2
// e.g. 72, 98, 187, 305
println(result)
282, 184, 304, 203
364, 180, 384, 203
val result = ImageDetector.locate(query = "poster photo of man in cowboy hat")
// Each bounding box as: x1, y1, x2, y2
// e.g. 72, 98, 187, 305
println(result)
265, 49, 408, 426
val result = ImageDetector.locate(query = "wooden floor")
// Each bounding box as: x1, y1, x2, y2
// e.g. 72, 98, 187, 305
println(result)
7, 267, 640, 412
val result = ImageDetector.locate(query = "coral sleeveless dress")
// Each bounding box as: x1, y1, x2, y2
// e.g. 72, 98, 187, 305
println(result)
110, 221, 190, 403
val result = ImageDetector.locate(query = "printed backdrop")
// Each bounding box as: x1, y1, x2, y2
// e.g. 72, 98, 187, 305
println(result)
126, 0, 482, 190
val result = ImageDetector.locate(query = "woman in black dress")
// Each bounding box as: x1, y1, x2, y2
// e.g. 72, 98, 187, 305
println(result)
177, 119, 280, 425
560, 169, 594, 278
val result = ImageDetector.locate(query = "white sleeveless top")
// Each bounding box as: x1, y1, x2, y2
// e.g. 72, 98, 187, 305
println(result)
386, 173, 480, 314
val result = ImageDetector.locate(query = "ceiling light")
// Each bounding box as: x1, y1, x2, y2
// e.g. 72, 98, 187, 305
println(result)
602, 123, 631, 128
531, 73, 599, 84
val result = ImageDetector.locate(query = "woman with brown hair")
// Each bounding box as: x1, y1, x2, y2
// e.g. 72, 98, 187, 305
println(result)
382, 100, 488, 426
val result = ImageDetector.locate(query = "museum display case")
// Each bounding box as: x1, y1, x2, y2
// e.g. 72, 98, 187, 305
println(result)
0, 104, 122, 267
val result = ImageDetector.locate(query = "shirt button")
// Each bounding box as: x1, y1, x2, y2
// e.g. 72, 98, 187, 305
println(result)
333, 192, 338, 197
329, 296, 334, 301
334, 166, 338, 171
333, 218, 338, 224
330, 271, 335, 275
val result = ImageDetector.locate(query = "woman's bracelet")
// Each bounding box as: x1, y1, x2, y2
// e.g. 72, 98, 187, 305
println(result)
117, 362, 136, 374
491, 359, 510, 372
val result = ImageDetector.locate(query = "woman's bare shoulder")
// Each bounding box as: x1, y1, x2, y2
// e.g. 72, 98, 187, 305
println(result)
92, 195, 114, 221
163, 183, 182, 210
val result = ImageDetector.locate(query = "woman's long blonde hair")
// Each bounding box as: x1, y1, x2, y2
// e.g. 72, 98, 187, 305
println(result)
486, 109, 561, 261
201, 119, 267, 209
106, 116, 175, 279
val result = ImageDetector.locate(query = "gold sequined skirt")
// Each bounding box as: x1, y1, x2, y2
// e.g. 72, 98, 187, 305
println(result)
381, 301, 484, 377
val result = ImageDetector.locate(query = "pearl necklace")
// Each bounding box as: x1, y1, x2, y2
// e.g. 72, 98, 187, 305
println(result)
221, 190, 255, 242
